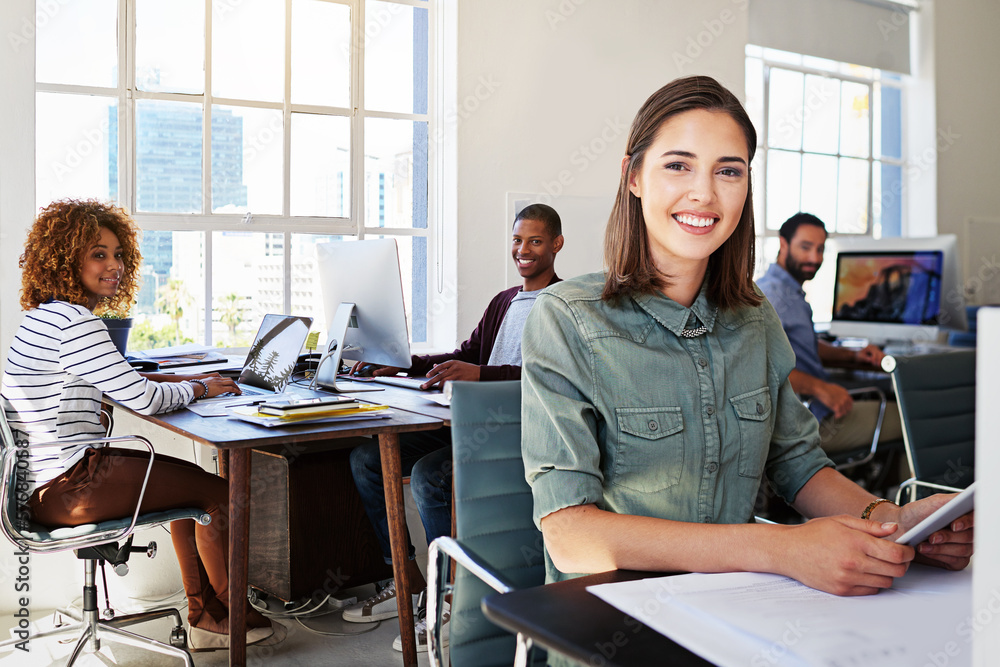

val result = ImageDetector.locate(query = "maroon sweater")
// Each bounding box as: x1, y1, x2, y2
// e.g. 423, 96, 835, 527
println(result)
407, 274, 561, 381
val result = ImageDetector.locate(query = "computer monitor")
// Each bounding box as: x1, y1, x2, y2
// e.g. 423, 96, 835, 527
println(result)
312, 238, 412, 392
828, 235, 967, 345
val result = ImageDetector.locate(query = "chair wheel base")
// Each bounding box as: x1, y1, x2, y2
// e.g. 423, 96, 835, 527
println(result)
169, 627, 187, 649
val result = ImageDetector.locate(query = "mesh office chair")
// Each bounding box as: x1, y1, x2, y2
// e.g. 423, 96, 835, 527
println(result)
0, 408, 211, 666
426, 381, 546, 667
888, 350, 976, 504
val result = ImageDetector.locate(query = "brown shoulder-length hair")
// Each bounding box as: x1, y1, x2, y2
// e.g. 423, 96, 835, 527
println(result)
19, 199, 142, 314
603, 75, 761, 310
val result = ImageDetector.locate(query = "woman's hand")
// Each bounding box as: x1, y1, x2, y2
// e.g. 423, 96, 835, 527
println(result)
195, 376, 241, 399
774, 516, 913, 596
887, 494, 974, 571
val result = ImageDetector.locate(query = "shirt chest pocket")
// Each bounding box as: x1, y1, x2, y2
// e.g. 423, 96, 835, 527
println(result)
729, 387, 772, 478
611, 407, 685, 493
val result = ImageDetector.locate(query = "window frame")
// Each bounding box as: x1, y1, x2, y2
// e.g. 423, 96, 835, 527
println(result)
748, 48, 907, 240
34, 0, 440, 348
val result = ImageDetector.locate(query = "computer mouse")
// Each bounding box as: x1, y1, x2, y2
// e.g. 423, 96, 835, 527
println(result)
355, 363, 379, 377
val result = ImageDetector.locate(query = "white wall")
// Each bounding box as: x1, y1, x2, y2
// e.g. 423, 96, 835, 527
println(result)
935, 0, 1000, 305
0, 0, 36, 370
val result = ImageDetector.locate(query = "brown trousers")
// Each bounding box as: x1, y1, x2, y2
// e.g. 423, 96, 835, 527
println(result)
29, 447, 234, 628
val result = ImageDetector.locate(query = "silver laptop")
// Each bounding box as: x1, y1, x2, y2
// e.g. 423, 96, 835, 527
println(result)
200, 314, 312, 402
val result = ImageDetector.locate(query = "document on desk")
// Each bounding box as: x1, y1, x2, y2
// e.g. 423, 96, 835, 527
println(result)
588, 565, 972, 667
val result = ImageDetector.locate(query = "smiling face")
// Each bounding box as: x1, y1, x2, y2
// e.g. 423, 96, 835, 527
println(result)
780, 223, 827, 283
627, 109, 749, 283
511, 217, 563, 291
79, 226, 125, 311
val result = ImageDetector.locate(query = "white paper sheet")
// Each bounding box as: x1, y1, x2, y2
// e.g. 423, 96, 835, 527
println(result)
588, 565, 973, 667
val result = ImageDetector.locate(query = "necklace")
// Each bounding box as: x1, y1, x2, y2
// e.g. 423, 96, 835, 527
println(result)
680, 326, 708, 338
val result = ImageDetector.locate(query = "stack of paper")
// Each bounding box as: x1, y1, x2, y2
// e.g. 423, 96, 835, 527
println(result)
587, 565, 973, 667
229, 403, 391, 428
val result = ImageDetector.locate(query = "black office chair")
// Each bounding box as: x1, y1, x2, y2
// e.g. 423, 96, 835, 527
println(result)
426, 381, 546, 667
887, 350, 976, 504
0, 408, 211, 666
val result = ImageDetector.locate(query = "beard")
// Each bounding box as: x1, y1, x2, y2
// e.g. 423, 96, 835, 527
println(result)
786, 255, 820, 283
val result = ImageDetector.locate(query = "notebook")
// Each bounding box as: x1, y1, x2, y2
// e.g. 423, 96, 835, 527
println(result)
198, 314, 313, 403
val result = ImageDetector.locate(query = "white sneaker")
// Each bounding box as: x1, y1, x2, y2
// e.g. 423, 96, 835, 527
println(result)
392, 604, 450, 653
342, 581, 399, 623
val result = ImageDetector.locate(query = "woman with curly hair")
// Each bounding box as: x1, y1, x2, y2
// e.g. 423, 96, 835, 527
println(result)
1, 199, 277, 650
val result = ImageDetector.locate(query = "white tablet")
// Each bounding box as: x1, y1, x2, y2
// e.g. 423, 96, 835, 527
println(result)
895, 482, 976, 545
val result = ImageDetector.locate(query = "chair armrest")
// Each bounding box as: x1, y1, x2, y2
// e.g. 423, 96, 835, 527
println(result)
808, 386, 887, 470
426, 536, 518, 667
1, 434, 158, 554
101, 407, 115, 437
894, 478, 964, 505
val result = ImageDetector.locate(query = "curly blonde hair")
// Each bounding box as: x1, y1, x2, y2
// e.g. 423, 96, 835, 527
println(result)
19, 199, 142, 314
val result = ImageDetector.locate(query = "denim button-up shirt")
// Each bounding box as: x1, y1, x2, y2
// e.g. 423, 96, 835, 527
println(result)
521, 272, 832, 583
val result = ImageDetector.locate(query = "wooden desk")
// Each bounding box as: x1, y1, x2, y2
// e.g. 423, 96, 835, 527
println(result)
482, 570, 712, 667
117, 396, 442, 667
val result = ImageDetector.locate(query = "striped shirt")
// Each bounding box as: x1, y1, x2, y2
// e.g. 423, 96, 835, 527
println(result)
1, 301, 195, 494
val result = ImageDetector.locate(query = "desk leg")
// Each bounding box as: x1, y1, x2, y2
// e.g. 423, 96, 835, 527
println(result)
379, 432, 417, 667
227, 449, 251, 667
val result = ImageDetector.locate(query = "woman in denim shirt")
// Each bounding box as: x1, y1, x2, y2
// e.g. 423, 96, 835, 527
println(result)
521, 76, 973, 597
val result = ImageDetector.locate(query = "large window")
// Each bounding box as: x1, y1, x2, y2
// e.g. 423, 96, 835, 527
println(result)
746, 46, 905, 238
746, 46, 906, 319
35, 0, 434, 350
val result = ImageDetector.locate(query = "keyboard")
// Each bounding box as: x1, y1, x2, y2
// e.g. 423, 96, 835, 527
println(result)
372, 375, 432, 391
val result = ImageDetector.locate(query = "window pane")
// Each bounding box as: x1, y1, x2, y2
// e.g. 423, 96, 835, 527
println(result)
136, 0, 204, 94
36, 0, 117, 87
875, 162, 903, 238
136, 100, 204, 213
751, 152, 765, 235
212, 106, 282, 214
878, 84, 902, 160
765, 149, 801, 230
801, 154, 838, 226
364, 1, 429, 114
292, 0, 351, 108
212, 0, 284, 102
840, 81, 870, 158
767, 68, 803, 151
35, 93, 118, 210
212, 231, 285, 346
836, 157, 869, 234
364, 118, 428, 229
801, 74, 839, 155
291, 113, 351, 217
745, 57, 765, 145
132, 231, 205, 349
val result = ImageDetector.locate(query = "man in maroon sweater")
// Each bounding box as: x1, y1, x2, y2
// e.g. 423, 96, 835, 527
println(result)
342, 204, 563, 653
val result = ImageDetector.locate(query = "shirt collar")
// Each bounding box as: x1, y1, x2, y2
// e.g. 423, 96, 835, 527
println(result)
632, 281, 718, 338
764, 262, 805, 296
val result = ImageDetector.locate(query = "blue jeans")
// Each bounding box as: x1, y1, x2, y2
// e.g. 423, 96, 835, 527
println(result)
350, 429, 452, 564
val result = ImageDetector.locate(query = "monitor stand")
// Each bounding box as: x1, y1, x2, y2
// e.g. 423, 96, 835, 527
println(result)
309, 302, 384, 393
